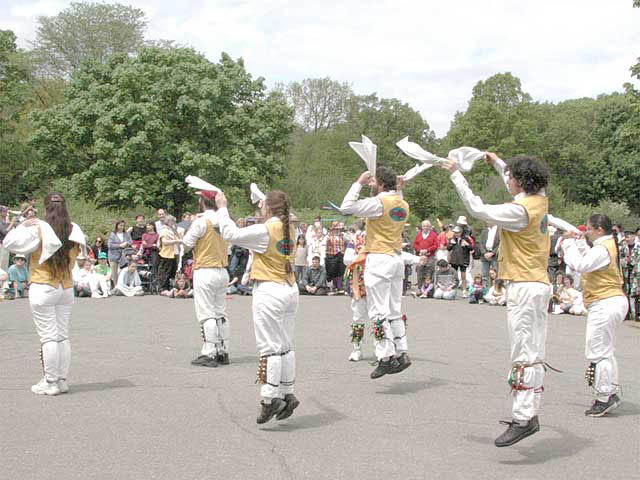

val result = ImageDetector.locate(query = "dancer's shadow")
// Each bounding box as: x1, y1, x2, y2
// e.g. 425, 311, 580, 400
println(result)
409, 356, 450, 366
566, 400, 640, 417
261, 398, 348, 432
500, 425, 593, 465
376, 377, 447, 395
70, 379, 135, 393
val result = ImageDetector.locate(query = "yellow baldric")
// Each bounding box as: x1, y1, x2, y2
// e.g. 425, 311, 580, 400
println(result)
30, 226, 80, 289
582, 237, 624, 307
498, 195, 550, 284
251, 219, 296, 285
193, 219, 228, 269
364, 195, 409, 255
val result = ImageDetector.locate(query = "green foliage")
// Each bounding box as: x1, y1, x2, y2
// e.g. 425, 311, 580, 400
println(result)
32, 2, 146, 77
28, 46, 294, 216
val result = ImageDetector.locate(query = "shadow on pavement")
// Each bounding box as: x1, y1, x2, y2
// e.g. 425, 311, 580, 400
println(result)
376, 377, 447, 395
608, 401, 640, 417
70, 378, 135, 393
262, 398, 348, 432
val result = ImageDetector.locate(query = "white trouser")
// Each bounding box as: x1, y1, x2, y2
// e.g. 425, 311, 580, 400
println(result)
89, 273, 110, 296
194, 268, 229, 356
350, 297, 368, 350
29, 283, 74, 383
364, 253, 405, 360
253, 281, 298, 400
585, 295, 628, 401
505, 281, 552, 423
434, 288, 456, 300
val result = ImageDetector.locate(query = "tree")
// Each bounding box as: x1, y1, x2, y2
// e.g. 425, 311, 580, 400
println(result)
29, 46, 294, 215
286, 78, 353, 131
32, 2, 146, 77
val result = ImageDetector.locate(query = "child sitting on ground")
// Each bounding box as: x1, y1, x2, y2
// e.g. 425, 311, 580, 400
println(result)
485, 279, 506, 305
412, 275, 434, 298
162, 273, 193, 298
468, 274, 486, 304
552, 275, 586, 315
433, 259, 458, 300
6, 254, 29, 299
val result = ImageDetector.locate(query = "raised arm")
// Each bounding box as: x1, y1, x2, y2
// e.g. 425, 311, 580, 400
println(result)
215, 193, 269, 253
561, 235, 611, 274
339, 172, 384, 218
485, 152, 510, 192
2, 220, 41, 255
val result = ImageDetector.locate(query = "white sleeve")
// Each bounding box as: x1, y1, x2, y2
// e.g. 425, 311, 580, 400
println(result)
548, 214, 579, 233
217, 208, 269, 254
401, 251, 422, 265
2, 224, 41, 254
562, 239, 611, 273
343, 247, 357, 266
450, 171, 528, 232
181, 217, 207, 249
339, 183, 384, 218
492, 157, 510, 191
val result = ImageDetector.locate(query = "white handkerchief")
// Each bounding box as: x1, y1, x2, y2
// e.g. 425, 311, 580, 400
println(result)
401, 163, 433, 181
447, 147, 485, 173
185, 175, 221, 192
395, 136, 446, 165
250, 183, 266, 205
348, 135, 377, 176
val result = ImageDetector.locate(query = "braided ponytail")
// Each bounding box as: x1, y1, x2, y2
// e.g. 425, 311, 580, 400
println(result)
265, 190, 293, 275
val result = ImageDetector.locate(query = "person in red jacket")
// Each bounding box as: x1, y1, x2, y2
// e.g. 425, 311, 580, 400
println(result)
413, 220, 439, 294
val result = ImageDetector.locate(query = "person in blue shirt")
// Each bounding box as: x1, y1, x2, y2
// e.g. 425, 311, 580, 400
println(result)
7, 254, 30, 298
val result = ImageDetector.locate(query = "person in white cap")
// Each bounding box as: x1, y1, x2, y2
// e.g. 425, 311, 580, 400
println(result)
2, 192, 87, 395
215, 189, 300, 424
560, 213, 627, 417
182, 189, 231, 368
441, 153, 552, 447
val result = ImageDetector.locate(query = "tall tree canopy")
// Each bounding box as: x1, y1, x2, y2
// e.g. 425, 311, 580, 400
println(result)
29, 46, 294, 214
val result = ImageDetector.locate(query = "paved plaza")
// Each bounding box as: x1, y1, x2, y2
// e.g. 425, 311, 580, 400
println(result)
1, 293, 639, 480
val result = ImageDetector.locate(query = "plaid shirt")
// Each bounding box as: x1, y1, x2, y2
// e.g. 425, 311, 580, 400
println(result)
326, 233, 346, 256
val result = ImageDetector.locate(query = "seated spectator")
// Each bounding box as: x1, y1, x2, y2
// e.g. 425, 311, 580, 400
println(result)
447, 226, 473, 297
468, 274, 486, 304
95, 252, 113, 285
552, 275, 586, 315
112, 262, 144, 297
412, 275, 434, 298
550, 271, 565, 312
485, 279, 506, 305
0, 267, 7, 301
73, 259, 94, 297
183, 258, 194, 282
433, 259, 458, 300
6, 254, 30, 299
162, 273, 192, 298
301, 255, 328, 295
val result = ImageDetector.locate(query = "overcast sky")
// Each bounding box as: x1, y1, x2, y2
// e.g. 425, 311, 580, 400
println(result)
4, 0, 640, 136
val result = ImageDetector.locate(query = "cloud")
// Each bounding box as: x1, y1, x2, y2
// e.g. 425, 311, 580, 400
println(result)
3, 0, 640, 136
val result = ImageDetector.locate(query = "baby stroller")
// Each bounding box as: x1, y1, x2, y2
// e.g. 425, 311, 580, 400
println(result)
137, 263, 159, 294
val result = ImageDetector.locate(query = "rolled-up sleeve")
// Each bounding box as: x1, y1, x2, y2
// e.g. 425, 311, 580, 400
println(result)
217, 208, 269, 254
339, 183, 384, 218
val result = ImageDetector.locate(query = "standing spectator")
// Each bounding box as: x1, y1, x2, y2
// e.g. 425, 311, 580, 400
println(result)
128, 215, 146, 250
155, 208, 167, 235
413, 220, 439, 294
433, 259, 458, 300
435, 221, 452, 262
0, 206, 16, 272
157, 215, 180, 292
7, 254, 30, 298
325, 221, 346, 293
107, 220, 132, 287
548, 226, 564, 280
92, 235, 108, 260
301, 256, 328, 295
177, 212, 193, 235
183, 258, 194, 282
307, 226, 326, 267
141, 222, 159, 270
477, 223, 500, 289
294, 236, 308, 289
448, 226, 473, 297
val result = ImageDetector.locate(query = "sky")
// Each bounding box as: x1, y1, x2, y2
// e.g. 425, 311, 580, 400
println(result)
3, 0, 640, 137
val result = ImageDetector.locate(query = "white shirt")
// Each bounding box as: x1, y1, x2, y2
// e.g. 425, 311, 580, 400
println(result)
339, 183, 402, 218
561, 235, 612, 274
182, 210, 219, 249
217, 208, 270, 254
486, 225, 497, 251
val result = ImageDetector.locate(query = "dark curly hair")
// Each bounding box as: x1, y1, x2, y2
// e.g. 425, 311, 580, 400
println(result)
375, 166, 397, 191
505, 155, 549, 195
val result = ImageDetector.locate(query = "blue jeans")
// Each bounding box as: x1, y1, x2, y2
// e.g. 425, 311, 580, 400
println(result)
481, 257, 498, 289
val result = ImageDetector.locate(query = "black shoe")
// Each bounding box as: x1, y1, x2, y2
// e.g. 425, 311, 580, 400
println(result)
216, 353, 230, 365
190, 355, 218, 367
494, 416, 540, 447
276, 394, 300, 421
256, 398, 286, 424
585, 394, 621, 417
370, 357, 401, 379
394, 353, 412, 373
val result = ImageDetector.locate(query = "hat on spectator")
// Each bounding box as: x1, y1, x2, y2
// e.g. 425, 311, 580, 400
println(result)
14, 254, 26, 260
456, 216, 468, 225
577, 225, 587, 232
98, 252, 108, 259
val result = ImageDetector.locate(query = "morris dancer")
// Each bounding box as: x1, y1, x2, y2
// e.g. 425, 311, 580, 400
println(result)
182, 189, 230, 367
3, 193, 87, 395
561, 214, 627, 417
216, 190, 300, 424
340, 167, 413, 379
441, 153, 551, 447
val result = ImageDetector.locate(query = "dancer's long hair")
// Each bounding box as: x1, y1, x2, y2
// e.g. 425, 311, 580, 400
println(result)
44, 192, 73, 278
265, 190, 293, 275
588, 214, 619, 271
